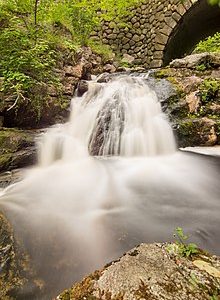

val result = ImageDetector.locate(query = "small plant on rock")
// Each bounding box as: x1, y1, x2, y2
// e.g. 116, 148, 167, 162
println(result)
173, 227, 199, 258
167, 227, 199, 257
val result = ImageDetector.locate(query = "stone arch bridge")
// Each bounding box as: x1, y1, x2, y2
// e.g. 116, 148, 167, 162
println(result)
91, 0, 220, 67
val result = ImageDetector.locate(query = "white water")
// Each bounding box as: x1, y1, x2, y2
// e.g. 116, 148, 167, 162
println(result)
38, 76, 176, 166
0, 76, 220, 299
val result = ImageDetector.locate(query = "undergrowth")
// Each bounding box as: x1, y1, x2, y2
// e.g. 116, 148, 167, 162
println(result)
194, 32, 220, 53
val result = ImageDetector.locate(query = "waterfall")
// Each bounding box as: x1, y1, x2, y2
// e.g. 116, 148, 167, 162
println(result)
0, 75, 220, 300
38, 76, 176, 166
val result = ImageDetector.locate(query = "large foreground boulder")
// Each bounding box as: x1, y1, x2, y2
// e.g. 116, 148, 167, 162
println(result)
57, 243, 220, 300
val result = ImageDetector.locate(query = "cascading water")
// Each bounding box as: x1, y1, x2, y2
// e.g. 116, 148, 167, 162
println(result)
38, 76, 176, 166
0, 76, 220, 299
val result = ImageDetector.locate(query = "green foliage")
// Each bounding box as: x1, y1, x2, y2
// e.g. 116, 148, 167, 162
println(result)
195, 63, 208, 71
0, 0, 138, 118
173, 227, 199, 258
88, 40, 114, 61
194, 32, 220, 53
199, 79, 220, 103
208, 0, 220, 6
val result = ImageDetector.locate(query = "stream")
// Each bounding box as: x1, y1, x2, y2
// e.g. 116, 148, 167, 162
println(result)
0, 75, 219, 299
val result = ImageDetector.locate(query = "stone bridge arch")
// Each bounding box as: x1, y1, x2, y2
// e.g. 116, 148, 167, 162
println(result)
91, 0, 220, 68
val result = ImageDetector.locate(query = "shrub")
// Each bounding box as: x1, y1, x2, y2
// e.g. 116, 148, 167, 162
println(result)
194, 32, 220, 53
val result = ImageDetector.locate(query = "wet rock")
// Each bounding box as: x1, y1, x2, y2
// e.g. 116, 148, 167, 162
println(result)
0, 169, 23, 189
57, 243, 220, 300
97, 73, 114, 83
146, 75, 177, 104
176, 117, 218, 147
76, 80, 89, 97
103, 64, 117, 73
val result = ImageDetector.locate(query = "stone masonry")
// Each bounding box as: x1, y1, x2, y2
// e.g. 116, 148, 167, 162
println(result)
90, 0, 199, 68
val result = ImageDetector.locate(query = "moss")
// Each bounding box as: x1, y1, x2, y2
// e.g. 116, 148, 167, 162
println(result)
134, 281, 157, 300
154, 68, 173, 79
216, 121, 220, 144
0, 129, 33, 154
59, 270, 102, 300
0, 153, 13, 170
88, 40, 114, 63
176, 117, 218, 147
195, 63, 209, 71
199, 79, 220, 103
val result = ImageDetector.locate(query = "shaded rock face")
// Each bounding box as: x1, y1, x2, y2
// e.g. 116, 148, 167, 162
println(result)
0, 212, 50, 300
0, 212, 31, 300
0, 128, 38, 173
57, 243, 220, 300
154, 52, 220, 148
76, 80, 89, 97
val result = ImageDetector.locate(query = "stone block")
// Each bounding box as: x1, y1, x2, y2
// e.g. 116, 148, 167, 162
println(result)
122, 37, 130, 44
132, 34, 141, 42
172, 11, 181, 22
164, 17, 177, 28
155, 32, 169, 45
150, 59, 163, 68
177, 3, 186, 15
153, 51, 164, 59
134, 22, 140, 29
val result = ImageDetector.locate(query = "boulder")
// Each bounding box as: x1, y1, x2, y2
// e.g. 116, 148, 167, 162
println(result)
57, 243, 220, 300
170, 52, 220, 69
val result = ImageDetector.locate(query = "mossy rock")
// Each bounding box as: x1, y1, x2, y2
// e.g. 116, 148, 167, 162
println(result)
175, 117, 217, 147
56, 243, 220, 300
59, 271, 102, 300
0, 128, 34, 154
